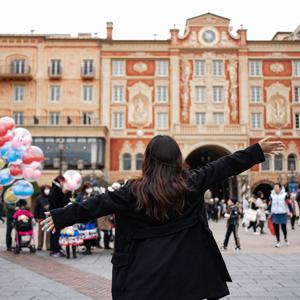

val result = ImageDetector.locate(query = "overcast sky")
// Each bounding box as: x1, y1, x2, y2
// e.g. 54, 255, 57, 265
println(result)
1, 0, 299, 40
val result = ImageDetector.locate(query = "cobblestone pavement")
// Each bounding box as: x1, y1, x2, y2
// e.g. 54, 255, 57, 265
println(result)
0, 219, 300, 299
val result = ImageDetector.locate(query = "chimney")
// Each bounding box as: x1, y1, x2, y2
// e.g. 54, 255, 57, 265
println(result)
170, 25, 179, 45
106, 22, 113, 40
237, 25, 247, 46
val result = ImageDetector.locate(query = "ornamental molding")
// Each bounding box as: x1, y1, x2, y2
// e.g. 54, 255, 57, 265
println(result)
133, 62, 148, 73
270, 63, 284, 73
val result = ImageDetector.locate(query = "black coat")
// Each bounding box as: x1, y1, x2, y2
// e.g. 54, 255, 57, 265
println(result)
51, 143, 265, 300
34, 194, 49, 219
48, 181, 69, 210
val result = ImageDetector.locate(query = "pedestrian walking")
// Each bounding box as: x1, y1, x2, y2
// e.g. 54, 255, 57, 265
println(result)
270, 183, 292, 247
221, 198, 241, 251
246, 197, 259, 234
48, 175, 68, 257
256, 192, 267, 234
34, 185, 51, 250
42, 136, 283, 300
289, 194, 299, 230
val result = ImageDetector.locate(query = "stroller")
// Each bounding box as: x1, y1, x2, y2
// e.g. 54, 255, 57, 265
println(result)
13, 201, 36, 254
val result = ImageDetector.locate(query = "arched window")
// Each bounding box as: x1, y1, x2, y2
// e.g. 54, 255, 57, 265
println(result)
122, 153, 132, 170
135, 153, 143, 170
274, 154, 284, 171
288, 154, 297, 171
261, 155, 271, 171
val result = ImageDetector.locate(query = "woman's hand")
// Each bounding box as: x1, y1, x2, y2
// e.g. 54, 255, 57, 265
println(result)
40, 212, 56, 233
258, 137, 285, 155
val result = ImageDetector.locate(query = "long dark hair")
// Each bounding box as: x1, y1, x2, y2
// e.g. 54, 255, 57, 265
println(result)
130, 135, 191, 221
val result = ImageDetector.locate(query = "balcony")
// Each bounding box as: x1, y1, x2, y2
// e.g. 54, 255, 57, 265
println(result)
81, 67, 95, 79
173, 124, 247, 136
48, 67, 63, 79
0, 64, 32, 81
18, 115, 103, 126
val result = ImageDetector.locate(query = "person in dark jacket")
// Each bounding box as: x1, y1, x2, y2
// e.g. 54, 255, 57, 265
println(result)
34, 185, 51, 250
42, 135, 283, 300
48, 175, 68, 257
221, 198, 241, 250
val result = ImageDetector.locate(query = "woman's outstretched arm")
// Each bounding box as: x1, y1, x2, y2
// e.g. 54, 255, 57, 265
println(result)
190, 137, 284, 191
41, 187, 132, 232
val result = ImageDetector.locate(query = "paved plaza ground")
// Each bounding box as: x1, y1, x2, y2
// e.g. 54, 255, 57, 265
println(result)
0, 219, 300, 299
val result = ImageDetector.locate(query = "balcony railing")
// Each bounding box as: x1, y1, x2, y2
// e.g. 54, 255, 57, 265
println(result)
10, 116, 102, 126
81, 67, 95, 79
173, 124, 248, 136
0, 64, 32, 80
48, 67, 63, 79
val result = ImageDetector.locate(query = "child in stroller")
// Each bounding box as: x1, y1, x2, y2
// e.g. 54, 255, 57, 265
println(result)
13, 199, 36, 254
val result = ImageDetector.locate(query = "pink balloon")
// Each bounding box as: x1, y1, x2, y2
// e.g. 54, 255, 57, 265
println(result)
66, 180, 77, 190
22, 162, 43, 182
12, 128, 32, 150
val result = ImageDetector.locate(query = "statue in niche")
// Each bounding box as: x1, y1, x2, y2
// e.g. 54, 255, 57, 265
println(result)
132, 94, 148, 125
270, 95, 286, 125
189, 31, 198, 47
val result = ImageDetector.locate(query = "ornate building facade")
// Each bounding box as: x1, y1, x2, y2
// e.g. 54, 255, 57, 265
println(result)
0, 13, 300, 199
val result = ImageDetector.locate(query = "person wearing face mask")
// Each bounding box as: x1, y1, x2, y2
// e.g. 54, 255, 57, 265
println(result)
76, 182, 99, 255
34, 185, 51, 251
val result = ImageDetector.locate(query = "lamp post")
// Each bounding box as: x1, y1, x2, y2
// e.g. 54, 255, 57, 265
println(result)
58, 140, 65, 175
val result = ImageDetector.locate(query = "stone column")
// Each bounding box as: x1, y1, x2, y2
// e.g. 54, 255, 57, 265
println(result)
101, 57, 111, 126
170, 50, 180, 132
36, 43, 45, 117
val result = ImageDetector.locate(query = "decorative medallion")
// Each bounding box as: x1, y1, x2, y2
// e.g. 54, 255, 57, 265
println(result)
198, 27, 219, 46
202, 29, 216, 43
133, 62, 148, 73
270, 63, 284, 73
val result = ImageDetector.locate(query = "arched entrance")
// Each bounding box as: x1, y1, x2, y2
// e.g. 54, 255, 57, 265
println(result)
252, 181, 273, 200
185, 145, 237, 200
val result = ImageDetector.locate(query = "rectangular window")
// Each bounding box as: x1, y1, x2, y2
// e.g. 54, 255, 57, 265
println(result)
14, 85, 24, 102
11, 60, 25, 74
113, 86, 124, 103
50, 60, 61, 75
212, 60, 223, 76
156, 60, 168, 76
213, 86, 224, 102
194, 60, 205, 76
156, 86, 168, 102
112, 112, 124, 129
83, 60, 94, 75
295, 113, 300, 129
112, 60, 125, 76
13, 112, 24, 125
50, 113, 60, 125
83, 112, 93, 125
294, 87, 300, 102
195, 86, 205, 102
249, 60, 261, 76
251, 86, 261, 103
195, 112, 205, 125
156, 112, 168, 129
293, 60, 300, 76
213, 113, 224, 125
83, 86, 93, 102
251, 112, 262, 129
261, 155, 270, 171
50, 86, 60, 102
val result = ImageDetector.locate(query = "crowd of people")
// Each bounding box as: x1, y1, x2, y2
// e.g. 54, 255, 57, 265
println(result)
1, 175, 299, 256
205, 183, 300, 251
1, 175, 116, 258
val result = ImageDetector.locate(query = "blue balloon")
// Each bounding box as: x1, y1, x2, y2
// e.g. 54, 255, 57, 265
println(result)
0, 168, 14, 186
12, 180, 34, 199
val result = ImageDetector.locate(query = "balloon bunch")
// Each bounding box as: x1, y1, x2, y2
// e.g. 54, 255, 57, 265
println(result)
63, 170, 82, 201
0, 117, 45, 203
